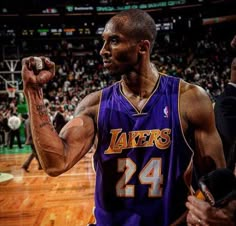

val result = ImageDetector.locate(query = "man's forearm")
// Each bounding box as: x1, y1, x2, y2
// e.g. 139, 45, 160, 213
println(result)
25, 88, 66, 175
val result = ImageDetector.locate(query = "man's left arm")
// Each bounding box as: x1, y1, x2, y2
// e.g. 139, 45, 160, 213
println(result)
183, 84, 226, 174
184, 84, 236, 225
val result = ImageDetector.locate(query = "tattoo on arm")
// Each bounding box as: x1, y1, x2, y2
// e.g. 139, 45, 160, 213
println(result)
36, 104, 51, 128
39, 122, 51, 128
27, 83, 43, 89
36, 105, 48, 117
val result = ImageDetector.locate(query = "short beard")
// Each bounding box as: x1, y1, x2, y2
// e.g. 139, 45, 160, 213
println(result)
104, 63, 138, 83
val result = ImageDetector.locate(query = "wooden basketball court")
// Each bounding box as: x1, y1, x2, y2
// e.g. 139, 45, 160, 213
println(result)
0, 147, 95, 226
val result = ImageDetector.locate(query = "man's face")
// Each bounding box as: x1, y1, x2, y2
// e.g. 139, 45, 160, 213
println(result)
100, 18, 140, 77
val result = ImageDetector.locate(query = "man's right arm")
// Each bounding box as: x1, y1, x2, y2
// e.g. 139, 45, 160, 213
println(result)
22, 57, 96, 176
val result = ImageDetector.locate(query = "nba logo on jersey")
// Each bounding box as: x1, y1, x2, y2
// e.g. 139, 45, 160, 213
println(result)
163, 106, 169, 118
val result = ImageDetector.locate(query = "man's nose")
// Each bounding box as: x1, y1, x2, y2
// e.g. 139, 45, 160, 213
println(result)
100, 42, 110, 56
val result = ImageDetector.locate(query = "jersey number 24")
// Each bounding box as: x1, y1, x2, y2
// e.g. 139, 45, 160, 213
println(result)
116, 158, 163, 198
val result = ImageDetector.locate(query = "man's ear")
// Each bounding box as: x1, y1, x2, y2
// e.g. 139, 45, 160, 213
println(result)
138, 40, 150, 55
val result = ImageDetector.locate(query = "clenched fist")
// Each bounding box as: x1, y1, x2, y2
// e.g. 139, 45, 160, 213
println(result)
21, 56, 55, 90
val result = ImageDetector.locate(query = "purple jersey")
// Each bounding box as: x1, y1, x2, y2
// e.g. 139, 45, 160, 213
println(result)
93, 75, 194, 226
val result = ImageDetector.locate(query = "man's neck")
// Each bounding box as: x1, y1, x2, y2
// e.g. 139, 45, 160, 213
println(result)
121, 65, 159, 99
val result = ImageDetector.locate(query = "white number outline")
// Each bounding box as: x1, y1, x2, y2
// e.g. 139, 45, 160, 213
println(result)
116, 158, 136, 197
116, 158, 163, 198
139, 158, 163, 197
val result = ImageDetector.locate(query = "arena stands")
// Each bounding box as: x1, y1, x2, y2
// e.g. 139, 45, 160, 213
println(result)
0, 0, 235, 143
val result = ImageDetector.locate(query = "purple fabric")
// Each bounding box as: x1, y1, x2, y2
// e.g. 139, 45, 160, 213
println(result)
93, 75, 193, 226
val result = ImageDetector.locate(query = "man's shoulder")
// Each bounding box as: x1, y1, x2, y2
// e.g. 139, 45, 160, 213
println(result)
74, 90, 102, 119
179, 80, 209, 100
179, 80, 213, 127
85, 90, 102, 104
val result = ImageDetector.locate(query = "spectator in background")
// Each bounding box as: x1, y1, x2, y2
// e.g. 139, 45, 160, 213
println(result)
53, 105, 67, 134
2, 109, 11, 147
0, 113, 4, 148
214, 35, 236, 173
8, 113, 22, 149
22, 115, 42, 172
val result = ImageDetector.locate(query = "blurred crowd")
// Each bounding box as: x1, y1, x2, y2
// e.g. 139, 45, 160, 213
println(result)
0, 26, 234, 147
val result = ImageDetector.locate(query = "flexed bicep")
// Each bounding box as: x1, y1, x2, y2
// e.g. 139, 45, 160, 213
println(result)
59, 115, 96, 170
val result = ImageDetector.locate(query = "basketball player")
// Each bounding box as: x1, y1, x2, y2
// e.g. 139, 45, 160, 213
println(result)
21, 9, 234, 226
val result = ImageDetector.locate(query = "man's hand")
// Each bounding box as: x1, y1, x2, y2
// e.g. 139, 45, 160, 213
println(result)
21, 56, 55, 90
186, 195, 235, 226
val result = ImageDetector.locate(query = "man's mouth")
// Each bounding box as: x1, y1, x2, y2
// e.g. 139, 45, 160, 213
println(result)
103, 60, 112, 68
